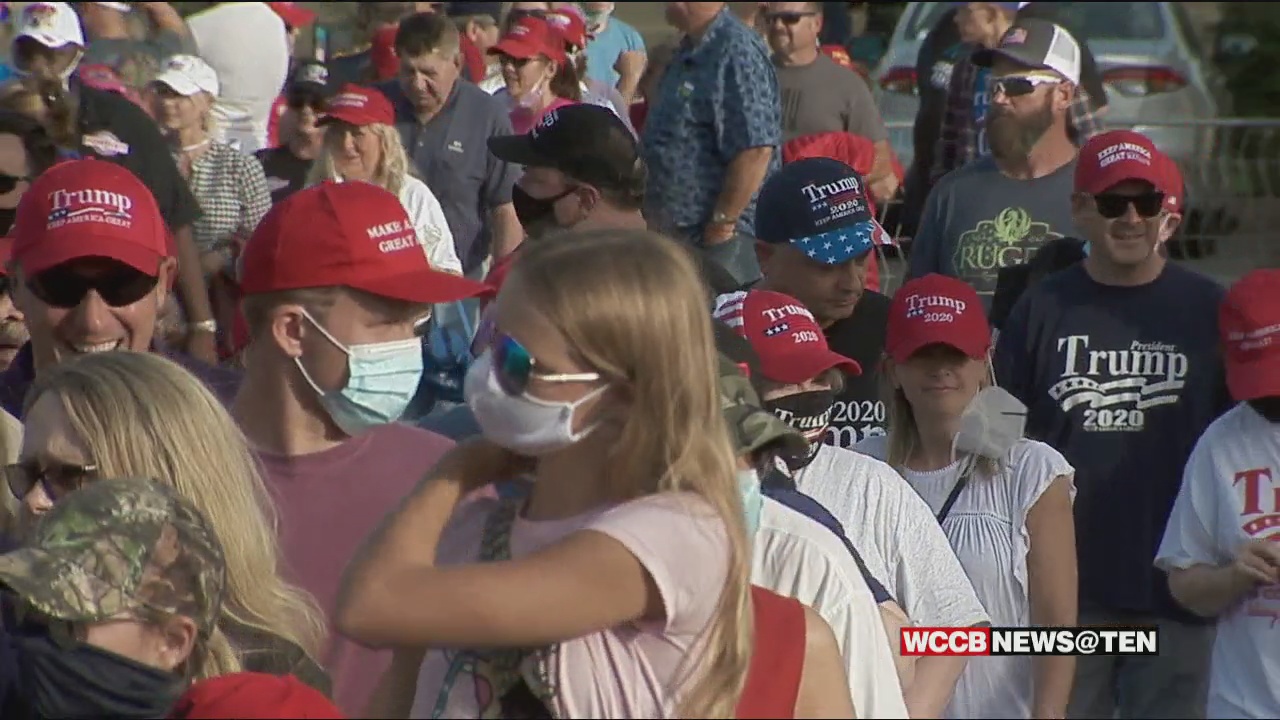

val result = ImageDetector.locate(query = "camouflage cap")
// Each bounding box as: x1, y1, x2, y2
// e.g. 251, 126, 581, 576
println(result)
0, 477, 227, 636
718, 353, 809, 459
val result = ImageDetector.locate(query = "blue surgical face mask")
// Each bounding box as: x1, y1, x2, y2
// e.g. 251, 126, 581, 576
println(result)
739, 469, 763, 537
294, 309, 425, 436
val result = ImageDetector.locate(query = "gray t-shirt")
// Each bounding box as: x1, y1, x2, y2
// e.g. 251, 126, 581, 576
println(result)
908, 155, 1081, 308
775, 53, 888, 144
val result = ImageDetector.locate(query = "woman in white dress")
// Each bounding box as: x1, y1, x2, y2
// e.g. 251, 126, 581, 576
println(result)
855, 274, 1077, 720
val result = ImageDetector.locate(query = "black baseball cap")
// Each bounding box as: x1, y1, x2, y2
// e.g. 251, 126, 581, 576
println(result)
487, 104, 641, 190
287, 61, 334, 98
971, 17, 1082, 84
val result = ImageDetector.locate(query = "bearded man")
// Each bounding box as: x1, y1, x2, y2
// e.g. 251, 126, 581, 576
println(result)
907, 17, 1086, 311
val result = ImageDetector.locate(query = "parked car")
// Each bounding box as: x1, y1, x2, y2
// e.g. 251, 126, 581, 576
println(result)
872, 2, 1231, 169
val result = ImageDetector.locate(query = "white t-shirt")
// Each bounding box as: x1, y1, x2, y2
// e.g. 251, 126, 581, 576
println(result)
188, 2, 290, 154
798, 444, 990, 630
411, 491, 729, 719
857, 436, 1075, 720
398, 176, 463, 274
755, 496, 909, 719
1156, 403, 1280, 719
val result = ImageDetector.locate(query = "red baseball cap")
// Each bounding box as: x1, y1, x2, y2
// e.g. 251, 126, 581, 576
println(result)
11, 158, 168, 277
239, 181, 490, 304
169, 672, 344, 719
320, 84, 395, 127
1158, 152, 1185, 214
1220, 269, 1280, 402
490, 16, 568, 65
1075, 130, 1172, 196
267, 2, 317, 29
547, 8, 588, 49
886, 274, 990, 363
713, 290, 861, 384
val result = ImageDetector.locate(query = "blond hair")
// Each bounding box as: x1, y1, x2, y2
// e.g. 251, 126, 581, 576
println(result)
883, 354, 1001, 477
306, 122, 412, 195
25, 351, 328, 680
509, 229, 753, 718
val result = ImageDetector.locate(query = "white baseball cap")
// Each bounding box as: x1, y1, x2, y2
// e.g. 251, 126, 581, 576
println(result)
153, 55, 220, 97
14, 2, 86, 49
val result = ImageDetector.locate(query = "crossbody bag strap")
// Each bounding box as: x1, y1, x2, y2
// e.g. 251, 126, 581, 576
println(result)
936, 459, 977, 524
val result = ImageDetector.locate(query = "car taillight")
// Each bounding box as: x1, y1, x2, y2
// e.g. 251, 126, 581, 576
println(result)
879, 66, 917, 95
1102, 66, 1188, 97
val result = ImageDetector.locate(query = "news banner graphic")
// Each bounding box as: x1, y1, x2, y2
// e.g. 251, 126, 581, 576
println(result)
902, 627, 1159, 656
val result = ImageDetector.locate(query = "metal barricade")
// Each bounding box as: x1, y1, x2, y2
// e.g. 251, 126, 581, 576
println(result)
876, 118, 1280, 292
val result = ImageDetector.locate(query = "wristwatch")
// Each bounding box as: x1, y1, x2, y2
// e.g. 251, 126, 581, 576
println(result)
711, 211, 738, 226
190, 319, 218, 333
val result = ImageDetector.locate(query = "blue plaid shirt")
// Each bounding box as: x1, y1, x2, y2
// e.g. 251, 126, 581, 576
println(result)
641, 9, 781, 239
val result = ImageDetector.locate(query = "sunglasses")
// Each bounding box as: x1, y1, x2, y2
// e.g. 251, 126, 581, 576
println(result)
287, 93, 327, 113
0, 173, 29, 195
27, 263, 159, 309
498, 55, 537, 70
990, 74, 1061, 98
4, 460, 99, 502
765, 11, 816, 25
1093, 192, 1166, 219
491, 333, 599, 397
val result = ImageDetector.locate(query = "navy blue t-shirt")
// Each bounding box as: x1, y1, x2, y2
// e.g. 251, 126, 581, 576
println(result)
994, 263, 1232, 622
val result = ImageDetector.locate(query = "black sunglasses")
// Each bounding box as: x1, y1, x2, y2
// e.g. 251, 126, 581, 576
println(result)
27, 263, 159, 309
1093, 192, 1166, 219
4, 460, 98, 502
287, 93, 327, 113
765, 11, 817, 25
0, 173, 29, 195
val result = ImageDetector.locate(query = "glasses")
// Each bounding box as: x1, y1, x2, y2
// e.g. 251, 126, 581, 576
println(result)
990, 74, 1061, 98
0, 173, 29, 194
287, 93, 327, 113
498, 55, 536, 70
765, 11, 817, 25
491, 333, 600, 396
4, 460, 99, 502
1093, 192, 1166, 219
27, 263, 159, 309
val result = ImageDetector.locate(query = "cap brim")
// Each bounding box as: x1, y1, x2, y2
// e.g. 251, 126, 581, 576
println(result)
724, 404, 809, 458
1227, 357, 1280, 402
17, 234, 164, 278
890, 337, 990, 364
154, 75, 203, 97
972, 46, 1046, 73
15, 31, 79, 49
762, 349, 863, 385
487, 134, 554, 167
319, 109, 379, 127
0, 547, 125, 624
788, 220, 883, 265
490, 38, 542, 60
350, 268, 493, 305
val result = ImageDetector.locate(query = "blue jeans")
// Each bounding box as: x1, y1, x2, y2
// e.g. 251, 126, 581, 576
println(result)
698, 232, 762, 287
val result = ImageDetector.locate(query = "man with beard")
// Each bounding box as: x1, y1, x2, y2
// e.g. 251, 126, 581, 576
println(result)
908, 18, 1084, 311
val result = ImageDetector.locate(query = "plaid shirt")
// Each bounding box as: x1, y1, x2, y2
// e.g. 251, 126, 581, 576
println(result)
930, 53, 1104, 184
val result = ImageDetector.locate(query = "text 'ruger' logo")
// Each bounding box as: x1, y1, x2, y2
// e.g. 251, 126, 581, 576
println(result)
47, 189, 133, 229
368, 220, 418, 253
904, 293, 965, 318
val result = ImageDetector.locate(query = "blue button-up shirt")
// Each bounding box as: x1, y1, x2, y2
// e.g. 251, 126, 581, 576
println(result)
641, 9, 782, 240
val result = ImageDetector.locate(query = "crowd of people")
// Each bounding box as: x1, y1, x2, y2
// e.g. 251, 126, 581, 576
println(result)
0, 1, 1271, 719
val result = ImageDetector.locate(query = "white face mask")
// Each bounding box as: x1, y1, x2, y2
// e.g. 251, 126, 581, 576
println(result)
463, 351, 607, 456
951, 386, 1028, 462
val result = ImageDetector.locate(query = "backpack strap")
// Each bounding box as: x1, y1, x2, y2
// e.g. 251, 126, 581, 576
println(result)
427, 479, 559, 719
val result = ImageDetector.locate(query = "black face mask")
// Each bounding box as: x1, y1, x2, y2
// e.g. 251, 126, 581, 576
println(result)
511, 184, 576, 240
14, 632, 186, 720
1249, 397, 1280, 424
765, 389, 836, 471
0, 207, 16, 237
